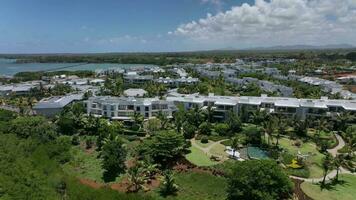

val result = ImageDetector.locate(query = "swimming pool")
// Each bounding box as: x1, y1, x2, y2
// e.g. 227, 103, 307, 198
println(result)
247, 147, 269, 159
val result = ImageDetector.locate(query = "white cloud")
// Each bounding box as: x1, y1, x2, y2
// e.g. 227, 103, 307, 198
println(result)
201, 0, 224, 12
174, 0, 356, 47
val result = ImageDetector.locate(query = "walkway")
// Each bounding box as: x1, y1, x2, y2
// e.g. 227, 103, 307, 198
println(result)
327, 134, 345, 157
290, 133, 355, 183
190, 138, 229, 161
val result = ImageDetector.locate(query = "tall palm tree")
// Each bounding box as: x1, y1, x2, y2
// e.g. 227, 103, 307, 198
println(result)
334, 154, 345, 182
231, 137, 239, 158
315, 118, 329, 141
276, 116, 287, 147
251, 109, 268, 126
335, 112, 353, 132
131, 112, 144, 130
262, 116, 276, 146
321, 154, 333, 187
294, 120, 308, 138
203, 105, 214, 123
157, 111, 168, 129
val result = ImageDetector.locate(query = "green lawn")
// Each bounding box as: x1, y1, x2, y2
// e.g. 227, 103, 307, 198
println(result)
301, 174, 356, 200
279, 138, 325, 178
195, 140, 214, 148
151, 172, 227, 200
62, 146, 105, 182
209, 143, 228, 158
185, 146, 218, 166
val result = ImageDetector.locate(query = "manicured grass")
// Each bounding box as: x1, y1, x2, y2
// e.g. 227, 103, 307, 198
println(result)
279, 138, 325, 178
62, 146, 105, 182
195, 139, 214, 148
301, 174, 356, 200
185, 146, 218, 166
151, 172, 228, 200
209, 143, 228, 158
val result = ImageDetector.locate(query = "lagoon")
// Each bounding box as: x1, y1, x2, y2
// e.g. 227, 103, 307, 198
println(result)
0, 58, 155, 76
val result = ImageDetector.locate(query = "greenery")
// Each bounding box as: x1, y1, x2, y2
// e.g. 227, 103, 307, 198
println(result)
101, 135, 127, 182
138, 130, 188, 167
62, 145, 104, 182
226, 160, 293, 200
301, 174, 356, 200
185, 145, 218, 166
279, 137, 325, 178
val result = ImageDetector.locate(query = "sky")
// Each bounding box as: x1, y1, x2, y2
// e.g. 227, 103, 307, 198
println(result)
0, 0, 355, 53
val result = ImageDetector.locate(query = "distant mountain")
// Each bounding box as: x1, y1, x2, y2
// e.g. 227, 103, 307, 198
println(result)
213, 44, 355, 51
246, 44, 355, 50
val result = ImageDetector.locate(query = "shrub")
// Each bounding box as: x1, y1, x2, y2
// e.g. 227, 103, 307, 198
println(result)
85, 136, 95, 149
71, 135, 80, 145
200, 136, 209, 144
214, 123, 230, 136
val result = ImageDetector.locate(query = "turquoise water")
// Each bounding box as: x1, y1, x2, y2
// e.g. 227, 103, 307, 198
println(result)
0, 58, 156, 76
247, 147, 269, 159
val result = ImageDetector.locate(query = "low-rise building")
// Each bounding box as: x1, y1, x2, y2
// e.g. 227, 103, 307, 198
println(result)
33, 94, 83, 117
124, 88, 147, 97
84, 96, 176, 120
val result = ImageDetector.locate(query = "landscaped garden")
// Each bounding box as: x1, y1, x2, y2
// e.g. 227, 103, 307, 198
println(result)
279, 137, 325, 178
301, 174, 356, 200
185, 145, 218, 166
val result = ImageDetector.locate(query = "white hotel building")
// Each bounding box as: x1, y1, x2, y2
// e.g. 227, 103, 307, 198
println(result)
84, 94, 356, 121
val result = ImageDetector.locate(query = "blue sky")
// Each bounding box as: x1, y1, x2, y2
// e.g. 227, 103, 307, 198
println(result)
0, 0, 355, 53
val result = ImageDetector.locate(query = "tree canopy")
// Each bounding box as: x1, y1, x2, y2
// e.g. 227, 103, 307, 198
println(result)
227, 160, 293, 200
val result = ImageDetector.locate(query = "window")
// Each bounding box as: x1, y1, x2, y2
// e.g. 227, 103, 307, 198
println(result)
92, 104, 96, 108
103, 105, 107, 110
136, 107, 141, 111
111, 105, 115, 111
118, 105, 126, 110
111, 112, 115, 117
145, 113, 149, 118
145, 106, 149, 111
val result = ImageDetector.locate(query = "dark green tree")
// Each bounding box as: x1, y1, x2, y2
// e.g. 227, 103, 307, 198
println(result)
101, 135, 127, 182
227, 160, 293, 200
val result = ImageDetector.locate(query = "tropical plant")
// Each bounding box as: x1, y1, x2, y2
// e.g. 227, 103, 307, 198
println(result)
262, 115, 276, 146
321, 153, 333, 187
231, 137, 240, 158
127, 165, 145, 192
333, 154, 346, 182
101, 135, 127, 182
160, 170, 178, 196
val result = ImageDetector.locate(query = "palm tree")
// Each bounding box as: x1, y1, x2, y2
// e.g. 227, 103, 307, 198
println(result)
131, 112, 144, 130
334, 154, 345, 182
276, 117, 287, 147
173, 104, 186, 133
251, 109, 268, 126
335, 112, 353, 132
262, 116, 276, 146
294, 120, 308, 138
157, 111, 168, 129
315, 118, 329, 142
203, 105, 214, 123
321, 154, 333, 187
231, 137, 239, 158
